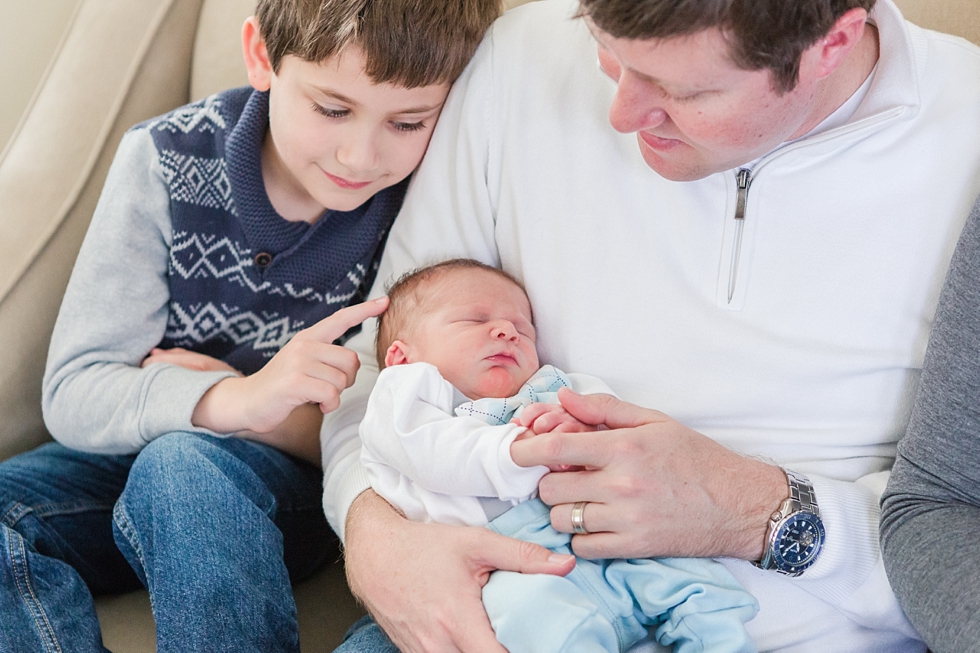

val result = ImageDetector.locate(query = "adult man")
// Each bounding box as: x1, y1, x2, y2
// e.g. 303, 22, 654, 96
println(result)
323, 0, 980, 650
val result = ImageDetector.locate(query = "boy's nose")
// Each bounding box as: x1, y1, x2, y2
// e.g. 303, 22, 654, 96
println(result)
336, 132, 379, 173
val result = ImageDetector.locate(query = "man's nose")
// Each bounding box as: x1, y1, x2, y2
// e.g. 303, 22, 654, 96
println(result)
608, 73, 668, 135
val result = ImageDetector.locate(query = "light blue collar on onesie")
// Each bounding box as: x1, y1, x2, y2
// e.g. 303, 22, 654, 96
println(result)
453, 365, 571, 523
454, 365, 571, 426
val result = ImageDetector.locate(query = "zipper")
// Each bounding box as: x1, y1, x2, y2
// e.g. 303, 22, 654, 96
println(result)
720, 106, 904, 305
727, 168, 753, 303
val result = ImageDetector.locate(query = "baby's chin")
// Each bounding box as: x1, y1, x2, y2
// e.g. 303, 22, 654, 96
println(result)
466, 368, 529, 400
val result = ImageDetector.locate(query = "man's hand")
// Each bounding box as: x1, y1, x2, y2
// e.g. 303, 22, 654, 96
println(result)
514, 402, 599, 434
344, 491, 576, 653
510, 388, 787, 562
142, 347, 243, 375
191, 297, 389, 435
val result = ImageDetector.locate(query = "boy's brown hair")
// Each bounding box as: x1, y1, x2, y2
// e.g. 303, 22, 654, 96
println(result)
376, 259, 528, 368
578, 0, 876, 94
255, 0, 501, 88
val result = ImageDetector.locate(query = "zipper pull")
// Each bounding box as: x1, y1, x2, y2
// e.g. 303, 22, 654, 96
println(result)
728, 168, 753, 303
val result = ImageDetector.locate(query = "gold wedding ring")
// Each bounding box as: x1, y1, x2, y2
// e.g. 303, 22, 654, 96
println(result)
571, 501, 590, 535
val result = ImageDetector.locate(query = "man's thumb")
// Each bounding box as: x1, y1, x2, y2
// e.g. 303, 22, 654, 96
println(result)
557, 388, 661, 430
480, 531, 575, 577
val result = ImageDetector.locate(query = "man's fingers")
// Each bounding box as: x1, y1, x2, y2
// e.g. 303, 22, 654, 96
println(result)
304, 296, 389, 343
558, 388, 664, 429
549, 500, 610, 535
510, 429, 610, 469
568, 531, 624, 560
474, 529, 575, 576
449, 608, 509, 653
536, 468, 602, 507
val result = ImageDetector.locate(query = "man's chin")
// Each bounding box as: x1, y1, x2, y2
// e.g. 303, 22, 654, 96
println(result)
638, 146, 715, 182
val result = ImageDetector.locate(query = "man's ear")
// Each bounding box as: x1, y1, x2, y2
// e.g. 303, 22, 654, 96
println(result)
384, 341, 413, 368
242, 16, 273, 92
811, 7, 870, 80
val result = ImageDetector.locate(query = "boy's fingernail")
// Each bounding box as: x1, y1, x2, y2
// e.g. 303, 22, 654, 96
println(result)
375, 296, 389, 304
548, 553, 575, 565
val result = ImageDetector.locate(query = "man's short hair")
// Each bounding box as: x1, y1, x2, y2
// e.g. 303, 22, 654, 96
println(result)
255, 0, 501, 87
375, 259, 528, 368
578, 0, 877, 93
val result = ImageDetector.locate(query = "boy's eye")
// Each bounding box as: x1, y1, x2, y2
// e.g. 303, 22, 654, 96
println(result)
391, 120, 426, 133
313, 103, 348, 119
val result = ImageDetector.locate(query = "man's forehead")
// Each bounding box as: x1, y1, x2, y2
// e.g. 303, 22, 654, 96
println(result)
588, 19, 745, 87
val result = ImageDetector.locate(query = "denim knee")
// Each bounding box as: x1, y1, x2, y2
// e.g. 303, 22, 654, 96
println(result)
120, 432, 276, 516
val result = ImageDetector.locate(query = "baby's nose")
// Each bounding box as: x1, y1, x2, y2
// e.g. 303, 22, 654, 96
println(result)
492, 321, 519, 340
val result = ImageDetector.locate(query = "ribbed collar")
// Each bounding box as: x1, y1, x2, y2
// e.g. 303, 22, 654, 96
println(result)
224, 89, 311, 256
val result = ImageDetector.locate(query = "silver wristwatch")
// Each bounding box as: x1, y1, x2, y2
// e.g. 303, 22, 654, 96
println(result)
756, 469, 825, 576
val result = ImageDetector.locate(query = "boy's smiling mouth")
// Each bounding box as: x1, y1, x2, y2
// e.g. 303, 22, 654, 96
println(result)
324, 170, 373, 190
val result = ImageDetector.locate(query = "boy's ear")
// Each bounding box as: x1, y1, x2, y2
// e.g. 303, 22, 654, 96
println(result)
384, 341, 413, 368
242, 16, 273, 92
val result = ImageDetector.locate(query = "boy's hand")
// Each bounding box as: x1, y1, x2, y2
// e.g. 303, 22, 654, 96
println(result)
141, 347, 242, 375
191, 297, 389, 436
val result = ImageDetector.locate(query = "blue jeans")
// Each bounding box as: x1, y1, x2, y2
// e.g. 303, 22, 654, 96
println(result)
339, 616, 400, 653
0, 433, 333, 653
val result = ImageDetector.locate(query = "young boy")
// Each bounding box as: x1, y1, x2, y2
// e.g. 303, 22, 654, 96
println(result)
0, 2, 498, 651
354, 259, 759, 653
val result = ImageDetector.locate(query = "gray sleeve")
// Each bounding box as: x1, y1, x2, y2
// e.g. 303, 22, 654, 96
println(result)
41, 128, 236, 455
880, 192, 980, 653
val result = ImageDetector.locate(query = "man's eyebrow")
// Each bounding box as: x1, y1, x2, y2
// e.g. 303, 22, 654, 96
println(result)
585, 22, 657, 85
313, 88, 443, 114
586, 25, 714, 93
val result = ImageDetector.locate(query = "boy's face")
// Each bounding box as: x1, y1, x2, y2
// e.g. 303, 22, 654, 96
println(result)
244, 20, 450, 221
391, 269, 540, 400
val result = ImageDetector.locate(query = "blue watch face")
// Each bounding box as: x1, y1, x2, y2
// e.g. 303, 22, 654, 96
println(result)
773, 512, 825, 573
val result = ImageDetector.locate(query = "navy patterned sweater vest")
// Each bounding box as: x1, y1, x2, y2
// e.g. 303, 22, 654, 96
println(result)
145, 87, 406, 375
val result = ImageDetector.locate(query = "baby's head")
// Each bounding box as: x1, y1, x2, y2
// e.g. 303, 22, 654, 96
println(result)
377, 259, 539, 399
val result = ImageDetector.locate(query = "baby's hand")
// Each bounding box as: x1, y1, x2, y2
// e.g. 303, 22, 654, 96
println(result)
516, 402, 598, 435
511, 403, 594, 472
142, 347, 242, 375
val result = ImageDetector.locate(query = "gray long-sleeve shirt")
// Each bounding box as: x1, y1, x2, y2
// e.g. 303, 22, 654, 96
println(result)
880, 192, 980, 653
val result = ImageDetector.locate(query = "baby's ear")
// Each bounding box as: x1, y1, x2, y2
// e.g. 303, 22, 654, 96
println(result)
384, 341, 412, 368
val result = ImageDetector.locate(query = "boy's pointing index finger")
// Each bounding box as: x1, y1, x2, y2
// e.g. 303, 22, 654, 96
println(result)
304, 296, 389, 343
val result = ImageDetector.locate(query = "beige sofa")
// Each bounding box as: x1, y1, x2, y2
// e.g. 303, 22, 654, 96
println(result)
0, 0, 977, 650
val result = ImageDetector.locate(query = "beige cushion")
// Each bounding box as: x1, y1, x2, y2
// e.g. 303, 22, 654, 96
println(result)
894, 0, 980, 46
0, 0, 204, 461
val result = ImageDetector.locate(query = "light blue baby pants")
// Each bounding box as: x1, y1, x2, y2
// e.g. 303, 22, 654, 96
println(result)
483, 499, 759, 653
